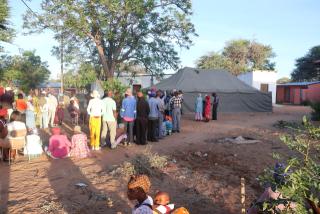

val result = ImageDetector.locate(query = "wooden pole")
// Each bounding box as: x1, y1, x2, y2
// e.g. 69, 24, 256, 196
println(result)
241, 177, 246, 214
60, 32, 64, 94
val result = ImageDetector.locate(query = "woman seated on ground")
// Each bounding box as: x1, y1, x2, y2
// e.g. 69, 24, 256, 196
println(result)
24, 129, 43, 158
70, 126, 91, 158
47, 127, 71, 159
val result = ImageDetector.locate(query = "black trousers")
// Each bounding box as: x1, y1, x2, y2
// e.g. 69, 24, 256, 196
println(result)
147, 119, 158, 142
212, 104, 218, 120
135, 117, 148, 145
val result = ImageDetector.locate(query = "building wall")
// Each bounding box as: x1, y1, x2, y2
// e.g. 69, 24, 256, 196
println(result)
276, 84, 320, 105
305, 83, 320, 103
238, 70, 277, 103
276, 86, 285, 103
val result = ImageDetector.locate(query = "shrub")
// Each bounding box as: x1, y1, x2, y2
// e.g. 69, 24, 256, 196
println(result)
310, 102, 320, 121
256, 116, 320, 213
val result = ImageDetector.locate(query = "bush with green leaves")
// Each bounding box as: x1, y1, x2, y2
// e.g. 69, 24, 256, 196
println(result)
256, 116, 320, 214
310, 102, 320, 121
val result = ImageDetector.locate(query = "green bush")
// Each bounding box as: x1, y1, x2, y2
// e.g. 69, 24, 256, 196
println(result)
256, 116, 320, 213
310, 102, 320, 121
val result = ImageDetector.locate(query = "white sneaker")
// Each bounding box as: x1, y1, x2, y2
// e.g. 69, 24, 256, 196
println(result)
95, 147, 101, 151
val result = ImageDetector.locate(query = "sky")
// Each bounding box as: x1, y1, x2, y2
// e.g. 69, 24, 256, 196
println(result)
2, 0, 320, 79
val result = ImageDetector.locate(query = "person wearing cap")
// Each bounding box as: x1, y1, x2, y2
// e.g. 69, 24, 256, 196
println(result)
135, 91, 150, 145
120, 88, 136, 145
147, 91, 160, 142
70, 126, 91, 158
87, 90, 103, 150
127, 174, 153, 214
101, 90, 117, 149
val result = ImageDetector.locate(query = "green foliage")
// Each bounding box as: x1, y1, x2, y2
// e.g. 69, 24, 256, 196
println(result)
63, 62, 97, 90
258, 117, 320, 213
0, 0, 14, 51
310, 102, 320, 121
101, 78, 127, 107
23, 0, 197, 78
196, 39, 275, 75
277, 77, 291, 84
0, 51, 50, 92
291, 45, 320, 81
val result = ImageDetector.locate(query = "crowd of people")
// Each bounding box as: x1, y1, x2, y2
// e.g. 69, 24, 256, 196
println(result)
86, 87, 184, 150
0, 86, 186, 161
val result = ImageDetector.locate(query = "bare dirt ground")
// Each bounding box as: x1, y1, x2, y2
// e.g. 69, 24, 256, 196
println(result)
0, 106, 311, 214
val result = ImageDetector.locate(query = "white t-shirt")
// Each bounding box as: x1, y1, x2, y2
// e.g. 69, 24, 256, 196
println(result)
132, 196, 153, 214
87, 98, 103, 117
48, 95, 58, 111
102, 97, 117, 122
7, 121, 27, 140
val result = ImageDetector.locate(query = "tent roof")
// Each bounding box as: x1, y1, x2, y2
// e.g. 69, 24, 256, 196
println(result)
155, 67, 261, 93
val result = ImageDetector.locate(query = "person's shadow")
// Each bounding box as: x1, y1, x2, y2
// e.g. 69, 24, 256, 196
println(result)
0, 164, 10, 214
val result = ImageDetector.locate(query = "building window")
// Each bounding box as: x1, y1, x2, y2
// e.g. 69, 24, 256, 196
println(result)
260, 84, 269, 93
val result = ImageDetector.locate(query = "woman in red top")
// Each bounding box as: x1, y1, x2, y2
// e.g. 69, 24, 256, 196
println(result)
204, 95, 211, 122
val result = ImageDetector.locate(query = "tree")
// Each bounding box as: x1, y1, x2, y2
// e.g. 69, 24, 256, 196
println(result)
0, 0, 14, 51
0, 51, 51, 92
23, 0, 197, 78
196, 39, 275, 75
196, 52, 232, 71
64, 62, 97, 90
277, 77, 291, 84
291, 46, 320, 81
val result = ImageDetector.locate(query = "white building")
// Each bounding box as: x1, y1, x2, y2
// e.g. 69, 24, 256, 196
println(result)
238, 70, 277, 104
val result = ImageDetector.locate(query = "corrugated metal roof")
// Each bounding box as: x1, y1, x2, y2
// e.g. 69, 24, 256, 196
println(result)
277, 81, 320, 86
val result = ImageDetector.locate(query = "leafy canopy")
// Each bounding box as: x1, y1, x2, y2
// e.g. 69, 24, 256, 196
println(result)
0, 51, 50, 92
291, 45, 320, 81
0, 0, 14, 51
23, 0, 197, 78
196, 39, 275, 75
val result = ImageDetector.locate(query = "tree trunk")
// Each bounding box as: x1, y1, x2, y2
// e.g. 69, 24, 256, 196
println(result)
95, 42, 112, 79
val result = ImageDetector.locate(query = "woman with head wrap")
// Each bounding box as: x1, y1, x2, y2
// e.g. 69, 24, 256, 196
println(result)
204, 95, 211, 122
127, 174, 153, 214
194, 93, 203, 121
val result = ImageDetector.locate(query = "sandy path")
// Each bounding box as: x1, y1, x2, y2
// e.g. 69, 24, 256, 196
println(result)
0, 106, 310, 213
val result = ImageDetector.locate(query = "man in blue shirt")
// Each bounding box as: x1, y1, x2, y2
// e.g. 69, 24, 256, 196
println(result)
120, 88, 136, 144
147, 91, 159, 142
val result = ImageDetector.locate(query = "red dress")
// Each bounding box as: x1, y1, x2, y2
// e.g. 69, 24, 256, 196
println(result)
204, 95, 211, 121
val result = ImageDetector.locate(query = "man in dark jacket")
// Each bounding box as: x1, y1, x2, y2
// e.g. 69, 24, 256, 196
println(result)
212, 93, 219, 120
135, 91, 150, 145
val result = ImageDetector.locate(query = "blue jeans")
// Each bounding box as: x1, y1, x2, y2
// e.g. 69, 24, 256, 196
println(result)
172, 108, 181, 131
123, 120, 134, 143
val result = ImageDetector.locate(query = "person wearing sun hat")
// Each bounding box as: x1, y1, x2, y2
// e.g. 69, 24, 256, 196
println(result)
87, 90, 103, 150
127, 174, 153, 214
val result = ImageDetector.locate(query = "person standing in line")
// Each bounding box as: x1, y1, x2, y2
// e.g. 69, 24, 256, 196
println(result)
120, 88, 136, 145
195, 93, 203, 121
156, 90, 165, 139
47, 93, 58, 127
39, 94, 49, 129
87, 90, 103, 150
147, 91, 159, 142
25, 96, 36, 130
135, 91, 150, 145
212, 93, 219, 120
170, 91, 183, 133
204, 95, 211, 122
101, 91, 117, 149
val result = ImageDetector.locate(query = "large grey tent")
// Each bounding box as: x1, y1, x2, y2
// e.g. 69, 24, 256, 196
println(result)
154, 67, 272, 112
